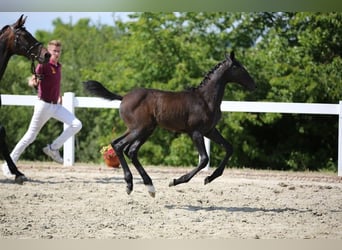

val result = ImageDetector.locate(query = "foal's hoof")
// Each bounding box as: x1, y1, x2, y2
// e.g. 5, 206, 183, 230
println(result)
168, 179, 175, 187
126, 187, 133, 195
15, 175, 28, 185
204, 176, 210, 185
147, 185, 156, 198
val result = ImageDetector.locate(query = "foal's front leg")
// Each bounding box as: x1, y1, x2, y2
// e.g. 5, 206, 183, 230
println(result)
169, 131, 209, 186
203, 128, 233, 184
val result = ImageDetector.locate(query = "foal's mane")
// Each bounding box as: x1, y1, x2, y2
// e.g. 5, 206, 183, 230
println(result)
186, 57, 231, 92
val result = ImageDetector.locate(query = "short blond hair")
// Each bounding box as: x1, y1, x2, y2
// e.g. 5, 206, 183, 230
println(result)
48, 40, 62, 47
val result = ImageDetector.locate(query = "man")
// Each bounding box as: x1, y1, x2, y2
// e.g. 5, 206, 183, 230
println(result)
2, 40, 82, 176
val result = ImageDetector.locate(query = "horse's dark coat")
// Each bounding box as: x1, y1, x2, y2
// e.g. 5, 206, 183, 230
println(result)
0, 15, 50, 183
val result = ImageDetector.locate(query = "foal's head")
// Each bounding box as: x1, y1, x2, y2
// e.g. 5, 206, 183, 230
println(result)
1, 15, 50, 64
225, 51, 256, 91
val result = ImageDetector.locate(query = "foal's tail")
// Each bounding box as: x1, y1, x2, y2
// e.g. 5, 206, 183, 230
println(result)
83, 80, 123, 101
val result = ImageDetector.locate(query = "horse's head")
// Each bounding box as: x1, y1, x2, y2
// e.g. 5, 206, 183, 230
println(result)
8, 15, 50, 64
225, 51, 256, 91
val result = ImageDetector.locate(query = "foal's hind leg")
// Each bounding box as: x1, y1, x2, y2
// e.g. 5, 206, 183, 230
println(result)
203, 128, 233, 185
111, 132, 134, 195
169, 130, 209, 186
112, 130, 153, 195
0, 125, 27, 184
126, 134, 156, 197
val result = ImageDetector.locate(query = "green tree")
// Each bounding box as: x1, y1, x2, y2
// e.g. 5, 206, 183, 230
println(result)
237, 13, 341, 171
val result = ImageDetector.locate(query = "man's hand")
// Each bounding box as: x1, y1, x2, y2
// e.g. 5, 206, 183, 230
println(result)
28, 75, 39, 88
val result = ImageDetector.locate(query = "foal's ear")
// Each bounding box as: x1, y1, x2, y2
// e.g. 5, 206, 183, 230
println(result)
230, 51, 235, 60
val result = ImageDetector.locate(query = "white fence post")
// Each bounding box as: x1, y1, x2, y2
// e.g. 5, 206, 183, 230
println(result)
338, 101, 342, 176
62, 92, 75, 166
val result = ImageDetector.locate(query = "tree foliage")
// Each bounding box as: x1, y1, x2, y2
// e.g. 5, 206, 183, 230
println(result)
1, 12, 340, 172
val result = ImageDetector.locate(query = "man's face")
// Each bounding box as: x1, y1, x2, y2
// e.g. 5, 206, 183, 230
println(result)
48, 45, 62, 63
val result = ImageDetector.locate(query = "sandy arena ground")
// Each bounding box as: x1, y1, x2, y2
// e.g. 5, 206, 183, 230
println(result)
0, 162, 341, 239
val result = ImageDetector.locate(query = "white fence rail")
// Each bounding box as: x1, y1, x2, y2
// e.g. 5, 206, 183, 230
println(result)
2, 93, 342, 176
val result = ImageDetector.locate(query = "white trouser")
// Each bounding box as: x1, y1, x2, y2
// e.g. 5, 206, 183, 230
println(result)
10, 99, 82, 163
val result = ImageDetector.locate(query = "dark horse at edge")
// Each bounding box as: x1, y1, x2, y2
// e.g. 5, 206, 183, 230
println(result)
0, 15, 50, 183
84, 52, 256, 197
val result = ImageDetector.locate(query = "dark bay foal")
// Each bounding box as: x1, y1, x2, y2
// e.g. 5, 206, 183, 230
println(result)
84, 52, 255, 197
